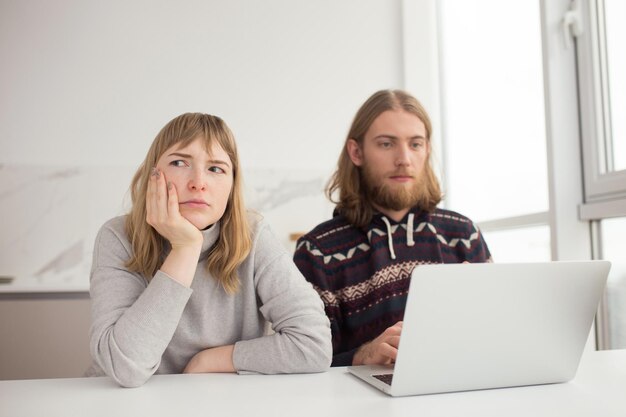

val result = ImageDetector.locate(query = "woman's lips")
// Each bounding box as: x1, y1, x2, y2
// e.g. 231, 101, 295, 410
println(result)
180, 199, 209, 208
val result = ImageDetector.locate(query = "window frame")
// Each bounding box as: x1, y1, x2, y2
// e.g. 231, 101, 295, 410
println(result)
577, 0, 626, 219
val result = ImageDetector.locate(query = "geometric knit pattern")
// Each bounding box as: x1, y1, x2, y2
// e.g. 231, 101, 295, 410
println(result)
294, 206, 492, 366
311, 259, 427, 308
295, 214, 481, 265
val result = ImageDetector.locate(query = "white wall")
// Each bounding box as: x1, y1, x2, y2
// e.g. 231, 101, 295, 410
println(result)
1, 0, 403, 168
0, 0, 439, 286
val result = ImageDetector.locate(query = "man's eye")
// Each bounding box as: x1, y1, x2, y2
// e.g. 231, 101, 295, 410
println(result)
209, 166, 225, 174
380, 142, 392, 148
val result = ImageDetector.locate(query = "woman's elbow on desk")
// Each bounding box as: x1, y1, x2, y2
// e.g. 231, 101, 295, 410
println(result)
308, 329, 333, 372
282, 323, 333, 373
86, 359, 154, 388
88, 343, 159, 388
113, 373, 151, 389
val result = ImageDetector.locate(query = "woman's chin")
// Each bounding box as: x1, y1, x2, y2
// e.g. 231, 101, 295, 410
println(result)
182, 215, 211, 230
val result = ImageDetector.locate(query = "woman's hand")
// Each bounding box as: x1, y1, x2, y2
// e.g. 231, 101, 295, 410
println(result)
146, 168, 203, 249
147, 168, 203, 287
183, 345, 236, 374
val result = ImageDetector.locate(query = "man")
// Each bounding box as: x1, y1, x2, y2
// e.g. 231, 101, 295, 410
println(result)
294, 89, 491, 367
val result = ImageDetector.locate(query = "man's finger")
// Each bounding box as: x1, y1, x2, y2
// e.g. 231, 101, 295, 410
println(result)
384, 335, 401, 348
378, 342, 398, 361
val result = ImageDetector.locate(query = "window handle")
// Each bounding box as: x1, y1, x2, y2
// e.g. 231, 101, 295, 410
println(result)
562, 0, 583, 49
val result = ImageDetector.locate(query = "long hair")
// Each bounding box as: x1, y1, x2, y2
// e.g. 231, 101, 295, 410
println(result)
327, 89, 442, 227
125, 113, 251, 294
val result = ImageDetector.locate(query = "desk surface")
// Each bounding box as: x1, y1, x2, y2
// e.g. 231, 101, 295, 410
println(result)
1, 350, 625, 417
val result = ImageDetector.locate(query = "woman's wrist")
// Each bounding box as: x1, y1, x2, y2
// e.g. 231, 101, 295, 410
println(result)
169, 240, 203, 253
184, 345, 236, 373
160, 245, 203, 287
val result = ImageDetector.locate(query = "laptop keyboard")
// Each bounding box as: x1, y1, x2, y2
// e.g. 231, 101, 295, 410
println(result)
372, 373, 393, 385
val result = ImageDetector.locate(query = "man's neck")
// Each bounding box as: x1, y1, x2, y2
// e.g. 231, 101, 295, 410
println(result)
372, 204, 411, 223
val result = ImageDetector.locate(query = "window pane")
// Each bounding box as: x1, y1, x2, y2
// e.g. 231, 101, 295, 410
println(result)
482, 225, 551, 263
604, 0, 626, 171
600, 216, 626, 349
439, 0, 549, 222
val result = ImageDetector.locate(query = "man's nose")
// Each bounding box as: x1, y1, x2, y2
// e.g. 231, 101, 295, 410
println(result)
395, 144, 412, 166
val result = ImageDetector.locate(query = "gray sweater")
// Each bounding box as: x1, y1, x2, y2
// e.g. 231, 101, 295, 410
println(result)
86, 214, 332, 387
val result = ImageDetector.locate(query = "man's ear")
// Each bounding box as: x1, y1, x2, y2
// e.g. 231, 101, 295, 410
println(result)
346, 139, 364, 166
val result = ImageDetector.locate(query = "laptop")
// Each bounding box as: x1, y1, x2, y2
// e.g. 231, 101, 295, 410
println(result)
348, 260, 611, 397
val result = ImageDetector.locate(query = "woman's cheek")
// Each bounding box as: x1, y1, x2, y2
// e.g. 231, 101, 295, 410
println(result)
161, 168, 185, 186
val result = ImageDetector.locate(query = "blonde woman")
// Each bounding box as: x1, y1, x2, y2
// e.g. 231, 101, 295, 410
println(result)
86, 113, 331, 387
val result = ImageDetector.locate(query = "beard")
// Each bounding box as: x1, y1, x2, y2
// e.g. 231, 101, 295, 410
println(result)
362, 164, 427, 211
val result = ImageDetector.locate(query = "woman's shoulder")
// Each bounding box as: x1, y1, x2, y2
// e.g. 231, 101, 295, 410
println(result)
91, 215, 135, 267
95, 215, 131, 248
101, 215, 127, 230
245, 210, 267, 237
99, 215, 128, 235
244, 210, 284, 253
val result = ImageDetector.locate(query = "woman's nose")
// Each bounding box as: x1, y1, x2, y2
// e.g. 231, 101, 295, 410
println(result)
187, 169, 207, 191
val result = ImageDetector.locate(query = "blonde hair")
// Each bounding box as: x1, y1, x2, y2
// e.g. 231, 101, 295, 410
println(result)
327, 89, 442, 227
125, 113, 251, 293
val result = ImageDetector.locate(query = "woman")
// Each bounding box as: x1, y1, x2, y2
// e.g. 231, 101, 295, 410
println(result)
86, 113, 332, 387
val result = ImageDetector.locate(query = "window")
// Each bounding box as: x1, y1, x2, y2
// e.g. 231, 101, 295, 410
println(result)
575, 0, 626, 348
603, 0, 626, 172
439, 0, 549, 255
578, 0, 626, 209
482, 226, 551, 262
434, 0, 620, 350
598, 217, 626, 349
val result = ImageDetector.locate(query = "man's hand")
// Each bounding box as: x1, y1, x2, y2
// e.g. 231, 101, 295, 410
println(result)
352, 321, 403, 366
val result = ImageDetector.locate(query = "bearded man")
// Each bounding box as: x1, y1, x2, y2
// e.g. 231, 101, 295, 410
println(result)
294, 89, 492, 367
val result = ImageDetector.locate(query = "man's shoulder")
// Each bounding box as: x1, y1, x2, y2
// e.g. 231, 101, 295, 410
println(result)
427, 207, 477, 228
296, 214, 362, 252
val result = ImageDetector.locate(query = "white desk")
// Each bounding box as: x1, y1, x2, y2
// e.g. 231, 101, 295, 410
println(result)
1, 350, 625, 417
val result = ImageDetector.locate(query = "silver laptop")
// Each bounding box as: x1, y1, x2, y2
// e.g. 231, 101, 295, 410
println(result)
348, 261, 610, 397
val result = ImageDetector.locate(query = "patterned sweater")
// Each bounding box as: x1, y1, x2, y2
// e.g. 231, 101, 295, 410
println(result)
293, 206, 492, 366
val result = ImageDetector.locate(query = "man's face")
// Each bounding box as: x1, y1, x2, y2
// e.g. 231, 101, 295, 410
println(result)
347, 109, 430, 211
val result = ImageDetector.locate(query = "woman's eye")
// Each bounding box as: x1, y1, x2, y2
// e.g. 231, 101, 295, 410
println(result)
170, 160, 187, 167
209, 166, 225, 174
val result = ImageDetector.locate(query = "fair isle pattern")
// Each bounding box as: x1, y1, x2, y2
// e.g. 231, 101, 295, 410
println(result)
314, 224, 352, 240
313, 260, 428, 307
295, 240, 370, 265
293, 207, 493, 366
297, 220, 481, 265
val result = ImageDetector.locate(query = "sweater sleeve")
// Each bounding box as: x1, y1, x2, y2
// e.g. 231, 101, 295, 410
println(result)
293, 237, 351, 366
231, 224, 332, 374
466, 221, 493, 263
88, 221, 193, 387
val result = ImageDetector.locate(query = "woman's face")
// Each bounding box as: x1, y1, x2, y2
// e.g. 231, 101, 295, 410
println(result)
155, 137, 233, 229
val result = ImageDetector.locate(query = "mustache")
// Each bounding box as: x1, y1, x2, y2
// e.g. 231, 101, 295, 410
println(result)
387, 170, 416, 177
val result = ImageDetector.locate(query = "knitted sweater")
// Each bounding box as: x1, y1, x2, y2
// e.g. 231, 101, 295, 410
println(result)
86, 213, 332, 387
293, 207, 491, 366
